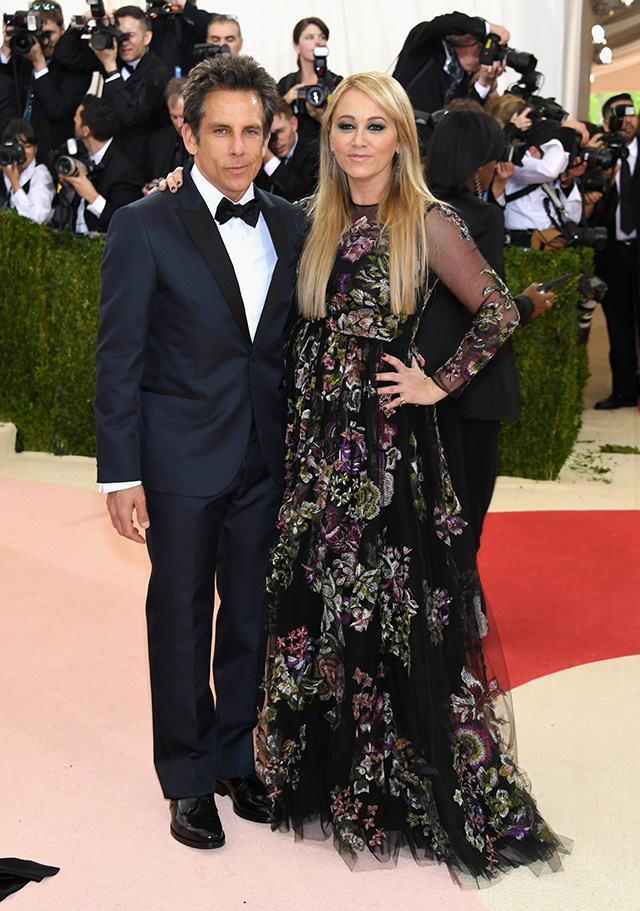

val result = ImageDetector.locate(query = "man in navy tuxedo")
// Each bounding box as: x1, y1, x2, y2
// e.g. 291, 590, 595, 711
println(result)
95, 54, 305, 849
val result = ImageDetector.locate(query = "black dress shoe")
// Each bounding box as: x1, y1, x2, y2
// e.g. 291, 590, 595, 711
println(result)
216, 775, 271, 824
170, 795, 225, 849
594, 393, 638, 410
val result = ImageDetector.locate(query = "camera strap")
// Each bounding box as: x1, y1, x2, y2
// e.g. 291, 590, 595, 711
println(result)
504, 183, 542, 203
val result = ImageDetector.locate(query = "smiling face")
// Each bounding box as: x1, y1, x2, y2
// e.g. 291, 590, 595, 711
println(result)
116, 15, 151, 63
329, 88, 400, 202
182, 89, 267, 201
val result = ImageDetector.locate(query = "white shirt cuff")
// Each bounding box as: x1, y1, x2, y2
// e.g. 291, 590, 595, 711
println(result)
87, 194, 106, 217
99, 480, 142, 493
262, 156, 280, 177
34, 65, 49, 78
475, 81, 491, 99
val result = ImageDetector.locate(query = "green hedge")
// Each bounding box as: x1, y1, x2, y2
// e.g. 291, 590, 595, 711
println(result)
0, 209, 102, 456
0, 211, 591, 476
501, 246, 593, 480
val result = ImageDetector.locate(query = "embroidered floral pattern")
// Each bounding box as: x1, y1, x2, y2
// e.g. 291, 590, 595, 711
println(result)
260, 207, 562, 877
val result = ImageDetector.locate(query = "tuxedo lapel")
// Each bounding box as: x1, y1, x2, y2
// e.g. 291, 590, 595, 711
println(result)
253, 190, 291, 349
177, 186, 251, 342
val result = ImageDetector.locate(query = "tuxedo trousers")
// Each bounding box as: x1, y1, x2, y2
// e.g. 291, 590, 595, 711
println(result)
597, 240, 640, 398
144, 428, 282, 799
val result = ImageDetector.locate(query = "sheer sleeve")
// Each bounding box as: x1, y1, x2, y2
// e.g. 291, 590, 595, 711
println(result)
423, 203, 520, 396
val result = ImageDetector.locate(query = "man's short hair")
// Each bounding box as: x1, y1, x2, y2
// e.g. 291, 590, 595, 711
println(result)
274, 98, 294, 120
165, 76, 188, 104
29, 1, 63, 28
2, 117, 37, 145
78, 95, 119, 141
209, 13, 242, 38
602, 93, 633, 121
183, 54, 278, 140
114, 5, 150, 31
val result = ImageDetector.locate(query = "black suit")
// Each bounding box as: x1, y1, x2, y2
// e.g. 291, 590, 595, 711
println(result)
102, 50, 171, 179
592, 135, 640, 399
146, 124, 191, 181
392, 12, 488, 113
417, 187, 532, 548
255, 136, 318, 202
149, 0, 211, 76
96, 165, 305, 797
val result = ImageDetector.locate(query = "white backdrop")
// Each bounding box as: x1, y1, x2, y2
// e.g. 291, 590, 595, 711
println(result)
0, 0, 588, 116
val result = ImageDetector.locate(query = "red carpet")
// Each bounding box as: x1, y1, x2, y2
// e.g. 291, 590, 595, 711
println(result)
478, 510, 640, 687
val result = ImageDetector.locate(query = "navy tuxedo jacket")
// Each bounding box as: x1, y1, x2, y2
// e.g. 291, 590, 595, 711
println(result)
95, 166, 306, 496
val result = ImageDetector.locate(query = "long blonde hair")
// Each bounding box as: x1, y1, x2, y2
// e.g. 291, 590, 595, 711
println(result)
297, 72, 439, 318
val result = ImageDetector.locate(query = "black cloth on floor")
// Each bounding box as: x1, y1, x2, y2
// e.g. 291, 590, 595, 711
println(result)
0, 857, 59, 901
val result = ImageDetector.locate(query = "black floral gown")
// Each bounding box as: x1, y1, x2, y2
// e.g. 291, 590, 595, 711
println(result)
258, 202, 568, 879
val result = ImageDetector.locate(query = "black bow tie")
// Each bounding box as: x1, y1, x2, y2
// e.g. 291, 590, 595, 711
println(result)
215, 196, 262, 227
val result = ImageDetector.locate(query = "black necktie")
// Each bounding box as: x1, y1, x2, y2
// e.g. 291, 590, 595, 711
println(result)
619, 157, 634, 235
215, 196, 261, 227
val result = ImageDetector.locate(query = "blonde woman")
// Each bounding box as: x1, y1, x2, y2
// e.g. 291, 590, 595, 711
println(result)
259, 72, 567, 879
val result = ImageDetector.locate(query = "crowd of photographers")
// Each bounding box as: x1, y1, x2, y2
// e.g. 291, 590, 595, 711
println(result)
1, 5, 639, 408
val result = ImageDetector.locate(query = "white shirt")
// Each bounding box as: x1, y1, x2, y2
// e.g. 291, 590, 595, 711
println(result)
504, 139, 571, 230
616, 135, 637, 241
191, 162, 277, 340
3, 158, 55, 224
100, 164, 278, 493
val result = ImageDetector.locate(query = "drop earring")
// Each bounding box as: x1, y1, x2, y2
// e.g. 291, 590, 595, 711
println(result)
393, 154, 400, 181
474, 170, 483, 197
329, 152, 335, 178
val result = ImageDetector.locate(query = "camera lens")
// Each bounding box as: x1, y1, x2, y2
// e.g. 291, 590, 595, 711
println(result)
56, 156, 78, 177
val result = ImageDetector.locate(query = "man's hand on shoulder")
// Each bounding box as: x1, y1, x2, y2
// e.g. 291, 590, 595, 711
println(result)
106, 484, 149, 543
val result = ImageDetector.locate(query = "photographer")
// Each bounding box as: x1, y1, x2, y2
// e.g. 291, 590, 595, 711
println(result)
255, 98, 318, 202
145, 75, 190, 187
502, 117, 591, 248
55, 5, 171, 179
53, 94, 142, 233
149, 0, 213, 76
0, 117, 54, 222
277, 16, 341, 146
205, 14, 243, 55
1, 2, 89, 169
589, 94, 640, 409
392, 11, 510, 114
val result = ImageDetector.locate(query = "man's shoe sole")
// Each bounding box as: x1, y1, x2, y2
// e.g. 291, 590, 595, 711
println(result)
170, 824, 226, 849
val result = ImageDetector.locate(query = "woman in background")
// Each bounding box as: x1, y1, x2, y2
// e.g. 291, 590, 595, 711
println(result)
421, 109, 552, 548
1, 118, 55, 224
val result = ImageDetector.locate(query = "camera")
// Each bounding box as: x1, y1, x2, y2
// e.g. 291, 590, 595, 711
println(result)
579, 142, 628, 173
562, 223, 607, 251
608, 103, 635, 133
51, 138, 93, 178
576, 270, 607, 344
192, 42, 231, 61
295, 46, 331, 111
0, 137, 26, 167
480, 34, 537, 76
146, 0, 182, 19
3, 10, 44, 56
70, 1, 126, 51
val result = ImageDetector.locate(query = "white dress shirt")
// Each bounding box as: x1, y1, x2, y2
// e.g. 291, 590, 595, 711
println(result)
504, 139, 571, 230
3, 158, 55, 224
100, 164, 278, 493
